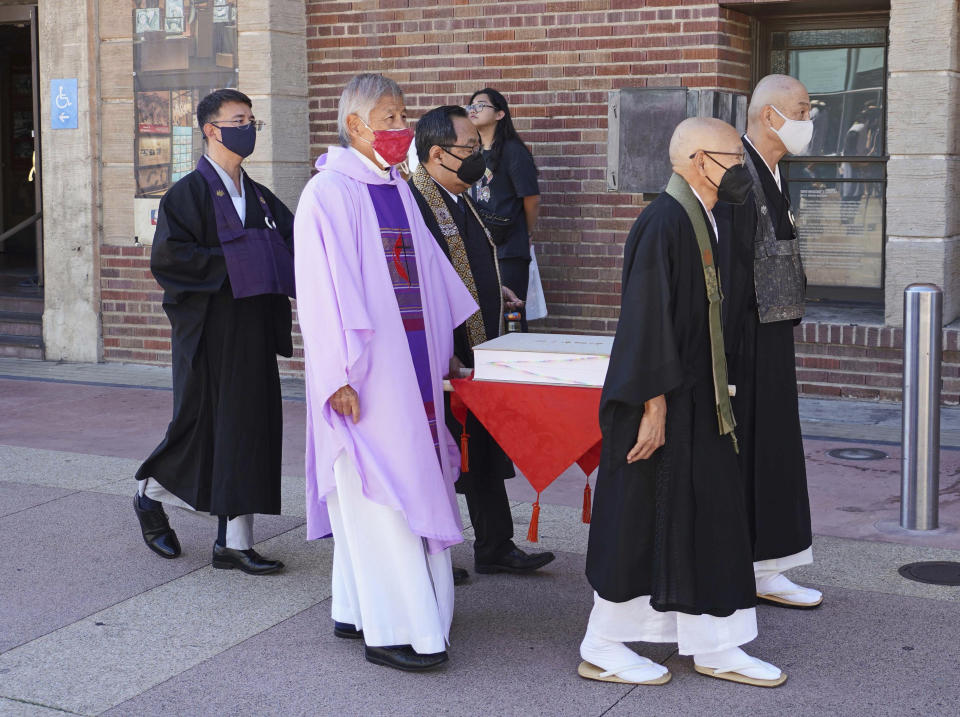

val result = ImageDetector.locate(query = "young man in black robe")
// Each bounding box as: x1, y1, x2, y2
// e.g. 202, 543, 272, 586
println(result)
133, 89, 295, 575
580, 118, 785, 688
714, 75, 821, 609
409, 105, 555, 580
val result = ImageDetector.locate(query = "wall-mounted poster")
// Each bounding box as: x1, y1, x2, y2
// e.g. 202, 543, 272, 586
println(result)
165, 16, 185, 35
135, 7, 161, 34
137, 91, 171, 134
171, 90, 193, 127
132, 0, 239, 206
137, 165, 171, 196
138, 136, 172, 167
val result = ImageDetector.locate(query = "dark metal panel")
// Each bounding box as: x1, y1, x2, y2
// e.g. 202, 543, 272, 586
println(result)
607, 88, 748, 194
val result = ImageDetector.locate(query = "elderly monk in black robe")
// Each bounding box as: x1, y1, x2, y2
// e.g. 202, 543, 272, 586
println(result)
133, 89, 294, 575
715, 75, 821, 609
579, 118, 785, 688
409, 105, 555, 580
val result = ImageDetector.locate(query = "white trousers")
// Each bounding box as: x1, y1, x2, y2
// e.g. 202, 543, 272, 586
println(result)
586, 592, 757, 656
327, 452, 454, 655
754, 546, 813, 583
137, 477, 254, 550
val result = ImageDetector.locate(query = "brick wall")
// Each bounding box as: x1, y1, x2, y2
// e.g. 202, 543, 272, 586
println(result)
305, 0, 754, 335
794, 320, 960, 406
106, 0, 953, 406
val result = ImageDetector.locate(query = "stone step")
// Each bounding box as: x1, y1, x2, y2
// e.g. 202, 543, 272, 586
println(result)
0, 334, 43, 360
0, 293, 43, 315
0, 311, 42, 337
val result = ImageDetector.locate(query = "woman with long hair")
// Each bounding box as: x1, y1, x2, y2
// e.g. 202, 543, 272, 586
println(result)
467, 88, 540, 330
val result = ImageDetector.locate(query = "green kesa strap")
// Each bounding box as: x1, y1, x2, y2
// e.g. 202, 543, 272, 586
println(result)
664, 173, 738, 453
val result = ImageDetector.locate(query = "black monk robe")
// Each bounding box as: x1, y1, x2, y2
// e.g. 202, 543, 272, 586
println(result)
136, 169, 294, 516
585, 189, 757, 618
410, 183, 514, 489
714, 137, 813, 562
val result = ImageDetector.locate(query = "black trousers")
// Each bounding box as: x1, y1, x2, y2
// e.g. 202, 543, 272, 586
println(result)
498, 257, 531, 332
462, 475, 516, 563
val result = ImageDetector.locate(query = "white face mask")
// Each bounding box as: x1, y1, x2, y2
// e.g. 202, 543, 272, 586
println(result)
769, 105, 813, 155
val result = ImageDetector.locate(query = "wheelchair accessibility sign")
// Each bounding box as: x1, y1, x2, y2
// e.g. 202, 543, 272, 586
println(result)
51, 79, 78, 130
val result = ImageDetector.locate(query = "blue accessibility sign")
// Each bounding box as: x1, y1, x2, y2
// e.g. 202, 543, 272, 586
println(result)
51, 79, 78, 130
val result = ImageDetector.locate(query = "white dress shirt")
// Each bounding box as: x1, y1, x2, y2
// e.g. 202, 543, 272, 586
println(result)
205, 154, 246, 224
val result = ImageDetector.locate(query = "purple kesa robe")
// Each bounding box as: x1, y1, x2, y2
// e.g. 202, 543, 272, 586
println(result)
294, 146, 478, 553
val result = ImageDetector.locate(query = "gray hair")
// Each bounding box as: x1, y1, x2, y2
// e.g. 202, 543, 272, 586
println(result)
337, 73, 404, 147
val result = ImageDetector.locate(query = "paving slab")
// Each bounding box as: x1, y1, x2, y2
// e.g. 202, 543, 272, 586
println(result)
790, 535, 960, 603
0, 481, 72, 518
103, 549, 671, 717
0, 445, 141, 492
0, 698, 76, 716
0, 379, 308, 477
607, 585, 960, 716
0, 490, 301, 654
0, 526, 329, 716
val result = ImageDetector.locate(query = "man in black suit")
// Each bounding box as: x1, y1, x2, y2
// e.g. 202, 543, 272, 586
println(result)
409, 105, 554, 580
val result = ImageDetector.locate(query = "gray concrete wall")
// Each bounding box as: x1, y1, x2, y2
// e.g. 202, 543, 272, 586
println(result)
885, 0, 960, 326
37, 0, 102, 361
239, 0, 311, 213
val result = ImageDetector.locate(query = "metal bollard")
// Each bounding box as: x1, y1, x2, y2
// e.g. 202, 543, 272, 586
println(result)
900, 283, 943, 530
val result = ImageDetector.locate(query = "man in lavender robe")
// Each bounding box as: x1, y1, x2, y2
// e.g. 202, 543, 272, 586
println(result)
293, 74, 478, 672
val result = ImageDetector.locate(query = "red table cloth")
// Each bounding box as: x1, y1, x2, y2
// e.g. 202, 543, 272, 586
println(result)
450, 377, 603, 540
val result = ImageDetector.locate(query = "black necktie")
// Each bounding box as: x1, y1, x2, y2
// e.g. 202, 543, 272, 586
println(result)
456, 195, 468, 215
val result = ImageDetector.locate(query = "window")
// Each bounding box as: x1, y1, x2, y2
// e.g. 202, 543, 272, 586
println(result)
762, 20, 888, 301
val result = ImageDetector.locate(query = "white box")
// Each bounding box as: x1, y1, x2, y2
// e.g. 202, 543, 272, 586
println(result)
472, 333, 613, 387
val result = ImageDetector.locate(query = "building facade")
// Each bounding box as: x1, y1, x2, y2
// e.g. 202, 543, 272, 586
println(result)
1, 0, 958, 402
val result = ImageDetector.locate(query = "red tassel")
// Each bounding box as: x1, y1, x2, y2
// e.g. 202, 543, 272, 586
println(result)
460, 429, 470, 473
526, 495, 541, 543
582, 480, 592, 524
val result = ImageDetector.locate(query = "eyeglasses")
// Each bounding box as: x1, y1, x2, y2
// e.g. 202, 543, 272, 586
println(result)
465, 103, 496, 113
442, 143, 482, 156
210, 119, 265, 132
690, 150, 746, 167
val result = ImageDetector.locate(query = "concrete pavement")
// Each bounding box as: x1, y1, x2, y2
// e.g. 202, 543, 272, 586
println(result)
1, 357, 959, 716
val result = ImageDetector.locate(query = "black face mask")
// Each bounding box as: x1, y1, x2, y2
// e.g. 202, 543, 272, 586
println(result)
441, 147, 486, 185
703, 152, 752, 205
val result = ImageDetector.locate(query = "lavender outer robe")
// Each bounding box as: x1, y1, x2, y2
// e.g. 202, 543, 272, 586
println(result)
294, 147, 478, 554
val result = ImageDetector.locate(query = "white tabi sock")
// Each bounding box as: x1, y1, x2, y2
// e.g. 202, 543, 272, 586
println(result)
579, 629, 668, 683
694, 646, 782, 681
756, 573, 822, 605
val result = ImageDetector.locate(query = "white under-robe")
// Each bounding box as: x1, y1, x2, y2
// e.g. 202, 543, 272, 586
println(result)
585, 591, 758, 656
138, 477, 254, 551
327, 452, 453, 655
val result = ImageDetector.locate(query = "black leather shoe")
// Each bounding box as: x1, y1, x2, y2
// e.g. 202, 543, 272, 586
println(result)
453, 566, 470, 585
133, 494, 181, 559
334, 622, 364, 639
364, 645, 448, 672
475, 547, 555, 574
211, 543, 284, 575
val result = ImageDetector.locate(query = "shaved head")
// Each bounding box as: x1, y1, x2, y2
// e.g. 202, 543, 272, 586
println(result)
669, 117, 744, 209
670, 117, 742, 169
748, 74, 810, 123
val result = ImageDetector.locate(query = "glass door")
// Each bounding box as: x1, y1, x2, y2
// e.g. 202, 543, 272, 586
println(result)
764, 23, 888, 301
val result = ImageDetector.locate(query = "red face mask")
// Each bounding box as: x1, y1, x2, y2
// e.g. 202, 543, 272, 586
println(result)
361, 120, 414, 167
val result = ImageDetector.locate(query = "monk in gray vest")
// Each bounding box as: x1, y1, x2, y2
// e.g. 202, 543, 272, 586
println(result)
715, 74, 821, 609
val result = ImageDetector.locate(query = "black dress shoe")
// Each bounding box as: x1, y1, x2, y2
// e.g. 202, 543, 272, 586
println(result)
334, 621, 364, 639
453, 566, 470, 585
364, 645, 448, 672
475, 547, 555, 574
133, 494, 181, 559
211, 543, 284, 575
